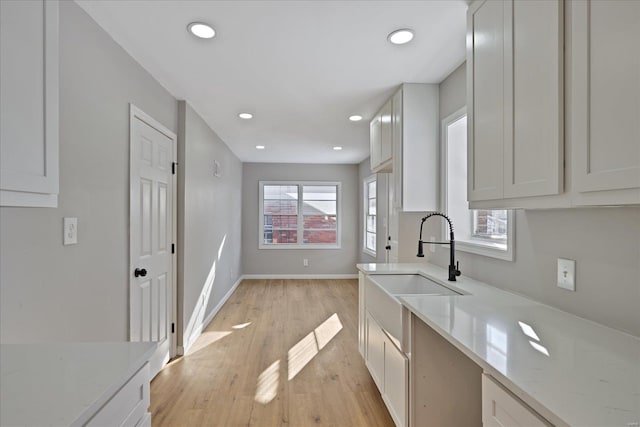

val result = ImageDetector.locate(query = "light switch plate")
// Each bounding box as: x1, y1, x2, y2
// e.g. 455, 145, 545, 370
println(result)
63, 217, 78, 245
557, 258, 576, 291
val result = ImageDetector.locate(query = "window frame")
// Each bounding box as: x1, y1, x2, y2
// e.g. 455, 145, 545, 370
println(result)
440, 107, 515, 261
258, 180, 342, 250
363, 174, 377, 257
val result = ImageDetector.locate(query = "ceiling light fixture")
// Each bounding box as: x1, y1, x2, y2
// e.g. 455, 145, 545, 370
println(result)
239, 113, 253, 120
348, 115, 363, 122
388, 29, 414, 45
187, 22, 215, 39
256, 145, 265, 150
333, 146, 343, 151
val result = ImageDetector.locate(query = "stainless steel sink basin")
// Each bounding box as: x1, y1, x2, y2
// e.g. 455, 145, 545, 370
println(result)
369, 274, 461, 296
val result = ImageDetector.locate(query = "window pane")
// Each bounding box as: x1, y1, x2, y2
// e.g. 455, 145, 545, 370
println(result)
264, 199, 297, 215
303, 185, 337, 200
304, 230, 337, 244
368, 181, 376, 198
366, 232, 376, 251
473, 210, 507, 241
265, 215, 297, 229
303, 185, 337, 216
303, 215, 336, 230
366, 215, 376, 233
264, 185, 298, 199
368, 198, 376, 216
269, 230, 298, 244
302, 200, 336, 215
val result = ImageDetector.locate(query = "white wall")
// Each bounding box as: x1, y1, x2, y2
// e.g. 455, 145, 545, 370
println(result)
242, 163, 359, 275
177, 102, 243, 350
418, 63, 640, 336
0, 1, 178, 342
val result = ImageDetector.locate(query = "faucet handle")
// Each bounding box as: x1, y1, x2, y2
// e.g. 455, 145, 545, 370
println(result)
455, 261, 461, 276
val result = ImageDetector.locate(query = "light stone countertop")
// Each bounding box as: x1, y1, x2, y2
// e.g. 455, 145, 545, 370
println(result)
0, 341, 156, 426
357, 263, 640, 427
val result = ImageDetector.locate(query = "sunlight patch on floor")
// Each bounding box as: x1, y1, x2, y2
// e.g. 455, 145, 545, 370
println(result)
287, 331, 318, 381
255, 359, 280, 404
187, 330, 232, 354
287, 313, 343, 381
232, 322, 252, 329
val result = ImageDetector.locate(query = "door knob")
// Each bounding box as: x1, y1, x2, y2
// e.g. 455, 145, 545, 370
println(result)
134, 268, 147, 278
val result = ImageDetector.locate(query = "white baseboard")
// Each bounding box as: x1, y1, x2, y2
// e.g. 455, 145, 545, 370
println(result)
182, 275, 244, 355
242, 274, 358, 280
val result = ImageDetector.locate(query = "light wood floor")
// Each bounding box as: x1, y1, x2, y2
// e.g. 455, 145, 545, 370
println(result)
150, 279, 394, 426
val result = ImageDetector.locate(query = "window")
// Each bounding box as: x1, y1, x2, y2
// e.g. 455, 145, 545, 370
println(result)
259, 182, 340, 249
441, 108, 514, 260
363, 175, 377, 256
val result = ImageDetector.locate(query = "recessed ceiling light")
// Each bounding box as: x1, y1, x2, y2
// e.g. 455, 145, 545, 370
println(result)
333, 146, 343, 151
187, 22, 215, 39
256, 145, 265, 150
239, 113, 253, 120
388, 29, 414, 45
349, 115, 363, 122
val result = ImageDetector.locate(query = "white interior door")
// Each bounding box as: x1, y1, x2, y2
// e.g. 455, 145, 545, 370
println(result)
129, 105, 176, 378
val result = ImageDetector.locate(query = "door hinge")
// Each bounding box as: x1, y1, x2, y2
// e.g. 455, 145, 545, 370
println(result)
172, 162, 177, 175
171, 322, 175, 334
171, 243, 175, 254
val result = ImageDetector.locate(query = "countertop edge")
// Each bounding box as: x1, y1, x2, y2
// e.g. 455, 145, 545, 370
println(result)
70, 342, 157, 427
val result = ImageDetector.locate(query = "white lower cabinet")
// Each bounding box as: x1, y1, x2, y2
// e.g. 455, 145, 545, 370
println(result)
365, 312, 408, 427
384, 339, 408, 427
86, 363, 151, 427
482, 374, 551, 427
365, 312, 386, 392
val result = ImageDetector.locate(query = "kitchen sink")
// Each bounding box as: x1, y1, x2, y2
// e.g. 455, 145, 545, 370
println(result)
365, 274, 463, 351
369, 274, 461, 296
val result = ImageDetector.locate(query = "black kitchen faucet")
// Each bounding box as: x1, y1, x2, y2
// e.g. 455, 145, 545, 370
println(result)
417, 212, 461, 282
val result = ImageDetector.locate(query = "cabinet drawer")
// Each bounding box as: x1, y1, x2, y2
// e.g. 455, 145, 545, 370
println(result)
482, 374, 551, 427
87, 363, 150, 427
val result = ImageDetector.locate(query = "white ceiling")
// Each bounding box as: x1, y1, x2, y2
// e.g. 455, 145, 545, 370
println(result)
76, 0, 468, 164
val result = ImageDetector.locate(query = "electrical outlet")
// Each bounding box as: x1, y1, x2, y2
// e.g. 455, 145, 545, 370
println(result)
63, 217, 78, 245
429, 236, 436, 253
557, 258, 576, 291
303, 258, 309, 267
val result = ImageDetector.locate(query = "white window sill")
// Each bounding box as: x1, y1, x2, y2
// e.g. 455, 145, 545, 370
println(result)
363, 247, 376, 258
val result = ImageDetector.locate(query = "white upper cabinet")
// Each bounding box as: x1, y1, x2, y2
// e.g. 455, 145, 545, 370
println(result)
467, 0, 563, 203
370, 99, 393, 173
0, 0, 59, 207
467, 0, 505, 202
392, 84, 439, 212
571, 0, 640, 205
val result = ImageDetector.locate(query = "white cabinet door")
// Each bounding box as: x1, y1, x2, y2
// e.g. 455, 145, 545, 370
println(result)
384, 340, 408, 427
482, 374, 551, 427
503, 0, 563, 199
467, 0, 563, 203
571, 0, 640, 205
380, 99, 393, 167
467, 0, 505, 202
391, 90, 403, 209
365, 312, 385, 393
358, 273, 366, 358
371, 101, 393, 173
0, 0, 58, 207
370, 113, 382, 171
